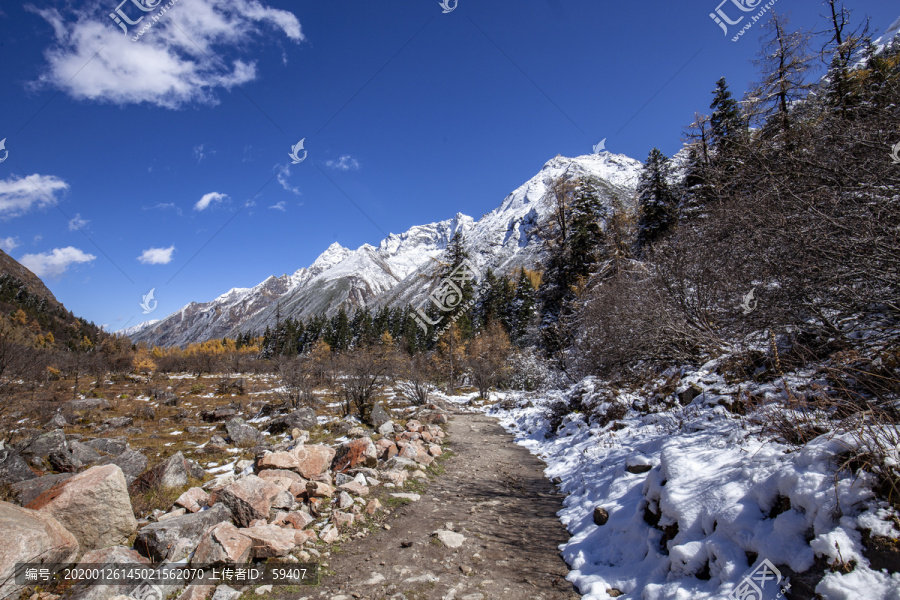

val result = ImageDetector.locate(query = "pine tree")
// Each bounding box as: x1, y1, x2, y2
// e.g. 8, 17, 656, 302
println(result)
709, 77, 745, 153
636, 148, 677, 252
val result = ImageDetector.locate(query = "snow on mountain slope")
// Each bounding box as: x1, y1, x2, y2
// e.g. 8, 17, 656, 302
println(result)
129, 152, 642, 347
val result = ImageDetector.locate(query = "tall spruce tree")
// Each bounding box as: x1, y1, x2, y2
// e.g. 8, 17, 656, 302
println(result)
709, 77, 745, 153
636, 148, 678, 252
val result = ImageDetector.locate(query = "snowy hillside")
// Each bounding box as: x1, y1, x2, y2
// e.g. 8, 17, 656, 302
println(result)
127, 152, 641, 347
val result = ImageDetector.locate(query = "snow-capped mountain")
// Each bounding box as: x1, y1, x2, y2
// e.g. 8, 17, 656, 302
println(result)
126, 152, 642, 347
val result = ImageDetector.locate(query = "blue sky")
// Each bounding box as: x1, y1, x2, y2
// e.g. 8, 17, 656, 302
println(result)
0, 0, 897, 332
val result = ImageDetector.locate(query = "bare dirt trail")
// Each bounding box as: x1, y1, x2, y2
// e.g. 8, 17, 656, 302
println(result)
302, 410, 579, 600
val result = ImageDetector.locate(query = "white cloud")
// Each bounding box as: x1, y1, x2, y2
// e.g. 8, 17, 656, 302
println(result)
19, 246, 96, 277
0, 173, 69, 219
269, 201, 286, 211
137, 245, 176, 265
68, 213, 89, 231
0, 237, 19, 253
193, 144, 206, 163
325, 155, 360, 171
194, 192, 227, 211
275, 164, 301, 195
30, 0, 303, 109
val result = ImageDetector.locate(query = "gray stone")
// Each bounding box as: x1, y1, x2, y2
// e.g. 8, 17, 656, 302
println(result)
369, 403, 392, 429
100, 449, 148, 484
84, 437, 129, 456
10, 473, 72, 505
0, 443, 36, 484
266, 408, 317, 434
134, 504, 232, 562
48, 448, 83, 473
211, 585, 241, 600
45, 412, 68, 429
433, 529, 466, 548
131, 451, 189, 493
65, 398, 110, 412
225, 418, 265, 448
17, 429, 68, 467
105, 417, 133, 429
69, 440, 102, 464
377, 420, 395, 436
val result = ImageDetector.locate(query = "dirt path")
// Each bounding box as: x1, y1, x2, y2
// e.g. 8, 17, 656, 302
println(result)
301, 410, 579, 600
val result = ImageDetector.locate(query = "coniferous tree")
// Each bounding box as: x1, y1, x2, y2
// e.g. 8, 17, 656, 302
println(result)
636, 148, 678, 252
709, 77, 745, 153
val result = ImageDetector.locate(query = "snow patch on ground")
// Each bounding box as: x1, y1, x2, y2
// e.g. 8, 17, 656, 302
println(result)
482, 367, 899, 600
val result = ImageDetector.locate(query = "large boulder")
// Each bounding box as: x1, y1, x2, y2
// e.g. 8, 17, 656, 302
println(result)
332, 438, 378, 473
17, 429, 68, 467
265, 408, 317, 434
0, 442, 36, 484
192, 522, 252, 565
216, 475, 282, 527
131, 451, 190, 493
0, 501, 79, 600
26, 464, 137, 552
224, 418, 265, 448
257, 444, 335, 479
134, 504, 231, 562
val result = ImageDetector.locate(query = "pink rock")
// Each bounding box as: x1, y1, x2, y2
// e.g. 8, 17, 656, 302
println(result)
405, 420, 422, 433
283, 511, 314, 530
26, 464, 137, 552
293, 530, 317, 545
217, 475, 282, 527
338, 481, 369, 497
249, 518, 267, 528
240, 524, 296, 558
257, 445, 336, 479
306, 481, 335, 498
319, 524, 339, 544
332, 438, 378, 472
0, 501, 80, 600
375, 438, 398, 461
175, 487, 209, 513
332, 511, 354, 530
193, 522, 252, 565
427, 444, 442, 458
257, 469, 307, 484
365, 499, 382, 515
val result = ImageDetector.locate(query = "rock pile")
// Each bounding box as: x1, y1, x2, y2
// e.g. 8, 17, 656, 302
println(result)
0, 404, 451, 600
